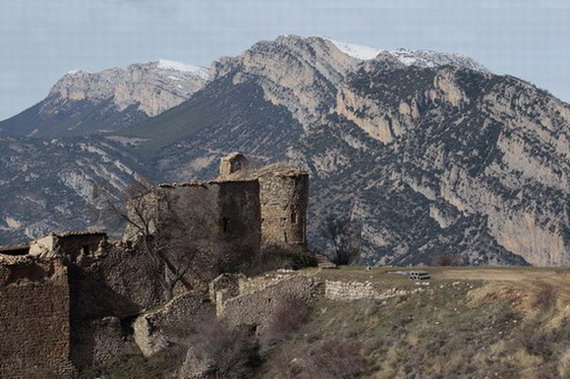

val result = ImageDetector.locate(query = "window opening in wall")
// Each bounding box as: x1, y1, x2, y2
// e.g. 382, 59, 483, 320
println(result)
222, 217, 230, 233
81, 245, 90, 255
291, 211, 297, 224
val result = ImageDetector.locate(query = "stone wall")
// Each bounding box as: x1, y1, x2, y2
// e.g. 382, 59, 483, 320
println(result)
219, 276, 324, 334
324, 280, 425, 301
134, 292, 214, 357
71, 316, 138, 371
29, 232, 107, 260
57, 233, 107, 259
125, 180, 261, 262
0, 257, 73, 378
68, 244, 164, 369
237, 273, 298, 296
259, 172, 309, 246
70, 244, 164, 321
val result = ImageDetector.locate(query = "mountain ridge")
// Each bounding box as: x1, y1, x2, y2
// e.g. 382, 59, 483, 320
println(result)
0, 35, 568, 267
0, 60, 209, 138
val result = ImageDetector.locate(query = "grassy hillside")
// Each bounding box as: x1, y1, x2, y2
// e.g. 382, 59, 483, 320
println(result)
255, 267, 570, 378
119, 76, 286, 158
89, 266, 570, 378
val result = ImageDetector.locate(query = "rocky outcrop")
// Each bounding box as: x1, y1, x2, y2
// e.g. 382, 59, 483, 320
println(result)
50, 60, 208, 117
0, 60, 208, 137
211, 35, 359, 125
1, 35, 568, 266
0, 137, 146, 244
147, 36, 569, 266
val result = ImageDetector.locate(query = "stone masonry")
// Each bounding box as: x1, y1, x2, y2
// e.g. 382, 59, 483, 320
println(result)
258, 170, 309, 246
0, 257, 73, 378
219, 152, 249, 177
125, 154, 309, 255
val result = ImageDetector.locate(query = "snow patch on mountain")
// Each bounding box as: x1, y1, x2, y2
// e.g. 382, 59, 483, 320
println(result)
156, 59, 209, 79
321, 36, 490, 73
387, 48, 491, 73
322, 37, 382, 60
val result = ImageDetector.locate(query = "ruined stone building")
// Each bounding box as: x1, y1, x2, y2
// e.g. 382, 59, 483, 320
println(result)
126, 153, 309, 248
0, 231, 166, 378
29, 231, 107, 259
219, 152, 249, 176
0, 153, 309, 377
0, 257, 72, 378
257, 166, 309, 246
124, 179, 262, 258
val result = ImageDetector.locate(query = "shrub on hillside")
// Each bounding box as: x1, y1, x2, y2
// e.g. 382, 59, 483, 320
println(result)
251, 244, 317, 275
531, 283, 557, 311
261, 295, 310, 346
433, 254, 461, 266
301, 338, 367, 378
181, 318, 260, 379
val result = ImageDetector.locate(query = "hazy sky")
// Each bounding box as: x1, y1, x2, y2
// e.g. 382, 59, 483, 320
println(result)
1, 0, 569, 120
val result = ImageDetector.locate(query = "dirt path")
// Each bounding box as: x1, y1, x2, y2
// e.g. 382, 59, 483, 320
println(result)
439, 268, 570, 300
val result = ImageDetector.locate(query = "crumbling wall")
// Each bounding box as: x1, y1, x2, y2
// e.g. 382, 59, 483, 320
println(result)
125, 180, 262, 271
324, 280, 425, 301
219, 153, 249, 177
69, 244, 164, 369
28, 234, 57, 257
133, 292, 214, 357
57, 233, 107, 259
71, 316, 138, 371
29, 232, 106, 260
259, 173, 309, 246
0, 257, 73, 378
237, 273, 298, 296
70, 244, 163, 321
209, 273, 244, 302
219, 276, 323, 334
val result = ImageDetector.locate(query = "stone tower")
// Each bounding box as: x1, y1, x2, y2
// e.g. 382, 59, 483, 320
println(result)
219, 153, 249, 177
258, 168, 309, 246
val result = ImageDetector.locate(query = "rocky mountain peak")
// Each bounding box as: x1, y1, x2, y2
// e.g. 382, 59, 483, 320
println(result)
318, 36, 490, 73
49, 60, 209, 117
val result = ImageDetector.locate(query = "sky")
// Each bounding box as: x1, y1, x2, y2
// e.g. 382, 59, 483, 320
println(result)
1, 0, 569, 120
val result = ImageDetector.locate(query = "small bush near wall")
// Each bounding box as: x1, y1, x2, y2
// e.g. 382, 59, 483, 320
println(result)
261, 295, 311, 346
301, 338, 367, 378
180, 318, 261, 379
251, 244, 317, 275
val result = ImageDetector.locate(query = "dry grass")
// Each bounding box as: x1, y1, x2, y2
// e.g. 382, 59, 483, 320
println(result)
255, 267, 570, 378
182, 318, 260, 379
261, 296, 311, 346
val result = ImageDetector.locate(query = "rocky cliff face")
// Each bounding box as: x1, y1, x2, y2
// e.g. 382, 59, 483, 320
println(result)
0, 60, 208, 137
51, 60, 208, 117
0, 136, 146, 243
143, 36, 568, 266
1, 35, 568, 266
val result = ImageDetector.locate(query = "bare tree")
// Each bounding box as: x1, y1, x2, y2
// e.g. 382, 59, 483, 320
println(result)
106, 180, 212, 301
319, 214, 360, 265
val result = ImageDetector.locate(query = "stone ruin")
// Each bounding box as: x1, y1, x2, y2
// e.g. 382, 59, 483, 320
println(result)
0, 153, 310, 377
0, 256, 73, 378
219, 152, 249, 176
126, 153, 309, 248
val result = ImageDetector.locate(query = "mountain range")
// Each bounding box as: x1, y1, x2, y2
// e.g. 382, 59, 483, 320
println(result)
0, 35, 568, 267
